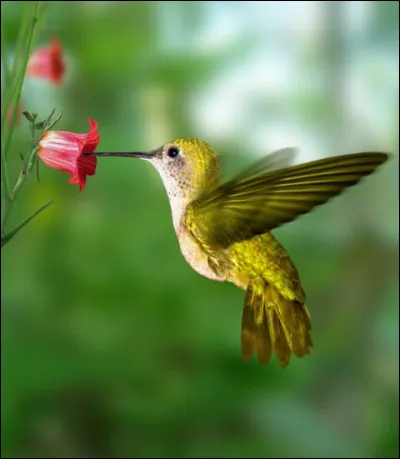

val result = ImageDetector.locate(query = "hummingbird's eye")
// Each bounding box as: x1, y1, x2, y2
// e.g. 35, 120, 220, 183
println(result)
167, 147, 180, 159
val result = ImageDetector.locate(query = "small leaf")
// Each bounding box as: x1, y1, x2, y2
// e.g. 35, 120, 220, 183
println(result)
1, 200, 53, 248
35, 156, 41, 183
47, 111, 63, 130
34, 121, 45, 130
44, 108, 56, 127
22, 111, 36, 122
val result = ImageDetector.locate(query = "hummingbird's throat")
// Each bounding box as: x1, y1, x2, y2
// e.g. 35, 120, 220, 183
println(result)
149, 160, 193, 230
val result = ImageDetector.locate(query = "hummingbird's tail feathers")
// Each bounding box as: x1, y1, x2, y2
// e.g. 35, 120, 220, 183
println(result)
241, 277, 312, 367
272, 288, 313, 360
242, 276, 273, 365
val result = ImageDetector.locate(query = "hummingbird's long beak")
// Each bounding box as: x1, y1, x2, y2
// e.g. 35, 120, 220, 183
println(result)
87, 151, 155, 159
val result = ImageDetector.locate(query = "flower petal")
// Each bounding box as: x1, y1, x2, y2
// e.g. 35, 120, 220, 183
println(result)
38, 131, 83, 174
68, 155, 97, 191
82, 118, 100, 153
77, 154, 97, 176
68, 172, 86, 192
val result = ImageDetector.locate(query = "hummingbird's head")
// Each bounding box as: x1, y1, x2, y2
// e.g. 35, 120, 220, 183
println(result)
93, 138, 220, 202
150, 138, 220, 201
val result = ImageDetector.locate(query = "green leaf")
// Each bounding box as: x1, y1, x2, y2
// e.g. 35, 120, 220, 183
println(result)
22, 110, 36, 122
1, 200, 53, 248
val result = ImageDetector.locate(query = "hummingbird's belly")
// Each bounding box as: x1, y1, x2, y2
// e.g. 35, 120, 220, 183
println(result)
177, 229, 225, 282
228, 232, 306, 302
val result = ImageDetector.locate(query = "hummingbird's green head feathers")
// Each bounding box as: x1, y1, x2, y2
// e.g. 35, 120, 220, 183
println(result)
148, 137, 221, 201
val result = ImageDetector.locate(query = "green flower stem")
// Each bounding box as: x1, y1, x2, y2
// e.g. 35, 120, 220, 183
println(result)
1, 3, 30, 143
10, 3, 34, 82
1, 137, 11, 196
1, 199, 53, 248
12, 144, 40, 200
1, 150, 12, 232
2, 1, 42, 159
0, 147, 37, 231
1, 1, 41, 215
1, 25, 11, 104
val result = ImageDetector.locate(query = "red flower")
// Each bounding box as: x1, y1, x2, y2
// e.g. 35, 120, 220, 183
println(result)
38, 118, 99, 191
27, 37, 65, 85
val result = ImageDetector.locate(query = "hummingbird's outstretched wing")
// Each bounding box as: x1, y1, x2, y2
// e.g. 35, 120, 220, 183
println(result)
219, 147, 298, 183
187, 151, 389, 248
231, 147, 298, 179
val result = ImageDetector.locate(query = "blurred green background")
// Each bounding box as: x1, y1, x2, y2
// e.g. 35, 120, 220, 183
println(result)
1, 1, 399, 458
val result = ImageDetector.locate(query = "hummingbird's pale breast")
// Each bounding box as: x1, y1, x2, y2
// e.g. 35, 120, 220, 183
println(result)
176, 225, 226, 281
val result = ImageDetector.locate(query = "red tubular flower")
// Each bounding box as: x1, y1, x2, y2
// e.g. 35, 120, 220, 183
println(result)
27, 37, 65, 85
38, 118, 99, 191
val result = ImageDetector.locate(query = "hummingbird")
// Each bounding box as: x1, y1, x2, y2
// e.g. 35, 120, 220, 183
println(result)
91, 139, 388, 367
